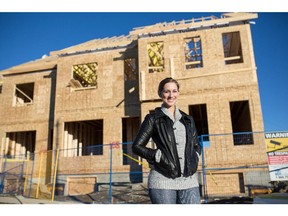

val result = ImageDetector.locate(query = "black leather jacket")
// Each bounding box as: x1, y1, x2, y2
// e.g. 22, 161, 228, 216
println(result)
132, 107, 202, 179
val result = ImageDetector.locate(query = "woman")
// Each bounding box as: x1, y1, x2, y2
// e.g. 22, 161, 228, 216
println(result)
132, 77, 202, 204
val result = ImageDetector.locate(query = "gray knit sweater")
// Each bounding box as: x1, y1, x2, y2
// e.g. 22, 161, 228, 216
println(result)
148, 106, 199, 190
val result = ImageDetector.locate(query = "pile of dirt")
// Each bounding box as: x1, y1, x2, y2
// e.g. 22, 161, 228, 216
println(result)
55, 183, 151, 204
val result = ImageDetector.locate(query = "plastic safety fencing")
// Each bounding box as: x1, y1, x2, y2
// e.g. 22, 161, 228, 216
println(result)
199, 131, 269, 203
0, 132, 271, 203
0, 150, 58, 200
0, 142, 150, 203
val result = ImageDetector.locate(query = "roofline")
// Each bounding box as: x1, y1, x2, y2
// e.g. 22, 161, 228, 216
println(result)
56, 41, 137, 57
129, 12, 258, 37
0, 61, 57, 76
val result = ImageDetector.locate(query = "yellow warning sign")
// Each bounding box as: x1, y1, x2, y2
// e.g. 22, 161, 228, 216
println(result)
265, 132, 288, 181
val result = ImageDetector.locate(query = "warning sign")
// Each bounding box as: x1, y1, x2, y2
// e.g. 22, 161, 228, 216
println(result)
265, 132, 288, 181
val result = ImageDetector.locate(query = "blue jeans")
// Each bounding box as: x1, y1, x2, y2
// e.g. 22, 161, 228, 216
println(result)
149, 187, 201, 204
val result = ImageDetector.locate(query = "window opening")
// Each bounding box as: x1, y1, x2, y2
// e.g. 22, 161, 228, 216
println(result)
222, 31, 243, 64
122, 117, 140, 165
70, 62, 98, 89
124, 58, 137, 81
238, 173, 245, 193
0, 75, 3, 94
184, 36, 203, 69
230, 100, 254, 145
189, 104, 209, 141
122, 117, 142, 182
4, 131, 36, 160
63, 120, 103, 157
14, 83, 34, 106
147, 42, 164, 73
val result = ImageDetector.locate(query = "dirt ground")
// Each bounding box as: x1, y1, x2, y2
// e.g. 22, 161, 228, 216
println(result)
54, 183, 254, 204
6, 182, 287, 204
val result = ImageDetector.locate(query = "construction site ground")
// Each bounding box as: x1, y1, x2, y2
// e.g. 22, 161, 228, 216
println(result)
1, 183, 288, 204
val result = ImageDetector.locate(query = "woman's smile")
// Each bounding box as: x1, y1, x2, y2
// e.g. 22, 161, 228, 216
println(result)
161, 82, 179, 108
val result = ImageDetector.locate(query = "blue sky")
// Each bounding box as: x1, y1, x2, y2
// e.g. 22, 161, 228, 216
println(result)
0, 12, 287, 132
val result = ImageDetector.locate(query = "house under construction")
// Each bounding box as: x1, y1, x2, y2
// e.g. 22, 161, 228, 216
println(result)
0, 12, 270, 199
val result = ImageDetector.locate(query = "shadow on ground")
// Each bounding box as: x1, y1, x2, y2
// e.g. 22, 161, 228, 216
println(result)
207, 196, 253, 204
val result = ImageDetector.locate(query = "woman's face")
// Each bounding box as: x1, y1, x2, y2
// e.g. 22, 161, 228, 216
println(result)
160, 82, 179, 108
